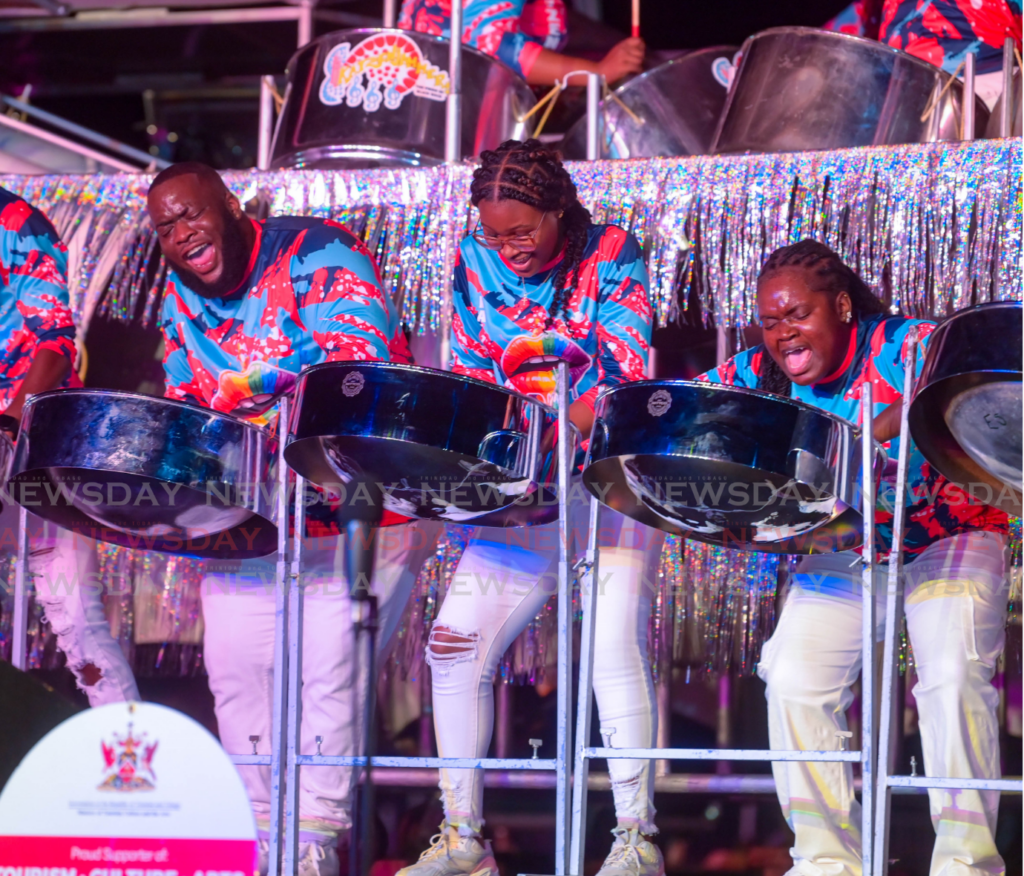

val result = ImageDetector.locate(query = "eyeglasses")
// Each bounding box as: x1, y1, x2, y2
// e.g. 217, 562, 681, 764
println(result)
471, 212, 548, 252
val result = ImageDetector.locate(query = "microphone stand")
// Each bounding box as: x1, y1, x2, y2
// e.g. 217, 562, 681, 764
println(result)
338, 477, 383, 876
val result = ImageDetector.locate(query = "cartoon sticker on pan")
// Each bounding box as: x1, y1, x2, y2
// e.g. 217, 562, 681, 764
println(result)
320, 32, 450, 112
500, 332, 593, 405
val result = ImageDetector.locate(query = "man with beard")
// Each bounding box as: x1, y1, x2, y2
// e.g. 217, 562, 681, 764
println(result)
0, 186, 139, 706
147, 163, 439, 876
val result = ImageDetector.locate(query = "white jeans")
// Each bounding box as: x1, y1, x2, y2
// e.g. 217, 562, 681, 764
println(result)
758, 531, 1009, 876
200, 519, 440, 842
0, 497, 139, 706
427, 498, 665, 835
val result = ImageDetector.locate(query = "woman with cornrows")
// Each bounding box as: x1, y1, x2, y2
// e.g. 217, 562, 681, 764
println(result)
701, 240, 1010, 876
397, 139, 666, 876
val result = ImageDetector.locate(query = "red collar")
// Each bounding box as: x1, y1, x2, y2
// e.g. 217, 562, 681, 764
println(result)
815, 323, 857, 385
222, 218, 262, 297
498, 242, 567, 275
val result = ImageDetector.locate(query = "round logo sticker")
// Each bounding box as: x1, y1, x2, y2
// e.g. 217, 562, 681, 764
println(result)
342, 371, 365, 397
647, 389, 673, 417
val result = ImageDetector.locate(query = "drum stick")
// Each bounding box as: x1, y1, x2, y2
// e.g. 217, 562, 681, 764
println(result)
631, 0, 639, 38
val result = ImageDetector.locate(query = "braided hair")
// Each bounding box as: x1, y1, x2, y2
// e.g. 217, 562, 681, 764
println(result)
756, 239, 887, 396
470, 139, 591, 328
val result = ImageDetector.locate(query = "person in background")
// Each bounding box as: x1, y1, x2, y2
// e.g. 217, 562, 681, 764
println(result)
700, 239, 1010, 876
0, 186, 139, 707
147, 163, 439, 876
399, 0, 644, 85
825, 0, 1022, 108
398, 139, 665, 876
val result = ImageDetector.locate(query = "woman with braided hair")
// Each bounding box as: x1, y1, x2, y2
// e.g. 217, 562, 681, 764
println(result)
701, 240, 1010, 876
397, 139, 666, 876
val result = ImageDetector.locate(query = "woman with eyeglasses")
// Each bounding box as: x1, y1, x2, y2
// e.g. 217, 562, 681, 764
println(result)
396, 139, 666, 876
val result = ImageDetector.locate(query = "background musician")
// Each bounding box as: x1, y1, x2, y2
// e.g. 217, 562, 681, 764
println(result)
0, 186, 139, 707
398, 0, 645, 85
399, 140, 666, 876
700, 240, 1010, 876
146, 162, 440, 876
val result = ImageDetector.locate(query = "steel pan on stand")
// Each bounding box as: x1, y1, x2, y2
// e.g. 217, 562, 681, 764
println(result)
711, 27, 990, 154
560, 46, 739, 160
7, 390, 278, 558
270, 28, 537, 169
285, 362, 569, 526
582, 380, 884, 553
909, 301, 1022, 517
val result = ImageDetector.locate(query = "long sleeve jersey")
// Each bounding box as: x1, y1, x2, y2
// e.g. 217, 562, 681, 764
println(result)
451, 223, 651, 411
699, 314, 1009, 562
0, 187, 78, 411
398, 0, 568, 78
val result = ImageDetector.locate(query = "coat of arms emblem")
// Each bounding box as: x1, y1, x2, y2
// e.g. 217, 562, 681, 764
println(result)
98, 723, 158, 792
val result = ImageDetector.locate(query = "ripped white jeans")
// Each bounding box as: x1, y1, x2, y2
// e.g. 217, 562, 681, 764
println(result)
759, 531, 1008, 876
200, 520, 440, 843
7, 499, 139, 705
427, 498, 665, 835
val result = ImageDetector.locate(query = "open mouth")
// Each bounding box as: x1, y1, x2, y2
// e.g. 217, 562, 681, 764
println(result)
781, 346, 813, 376
510, 354, 567, 377
505, 250, 533, 270
184, 242, 217, 273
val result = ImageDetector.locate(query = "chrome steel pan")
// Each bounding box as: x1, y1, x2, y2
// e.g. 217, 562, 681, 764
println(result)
560, 46, 738, 160
7, 390, 278, 558
909, 301, 1022, 516
583, 380, 883, 553
711, 27, 990, 154
285, 362, 563, 526
271, 28, 536, 169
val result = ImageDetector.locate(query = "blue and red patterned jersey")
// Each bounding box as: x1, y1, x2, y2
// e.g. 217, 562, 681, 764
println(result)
0, 187, 78, 412
398, 0, 568, 78
700, 314, 1009, 562
452, 224, 651, 411
159, 215, 407, 422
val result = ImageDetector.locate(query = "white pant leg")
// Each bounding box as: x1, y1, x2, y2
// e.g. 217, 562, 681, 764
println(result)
903, 531, 1008, 876
201, 519, 440, 840
758, 550, 873, 876
589, 510, 664, 834
28, 511, 139, 706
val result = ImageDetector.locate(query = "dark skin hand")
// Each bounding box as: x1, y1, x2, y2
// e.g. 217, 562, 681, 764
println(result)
475, 199, 595, 447
147, 172, 257, 299
525, 36, 645, 86
2, 347, 72, 439
757, 268, 900, 443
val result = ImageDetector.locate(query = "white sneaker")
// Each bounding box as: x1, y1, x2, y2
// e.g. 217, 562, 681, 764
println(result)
298, 840, 340, 876
396, 823, 498, 876
595, 827, 665, 876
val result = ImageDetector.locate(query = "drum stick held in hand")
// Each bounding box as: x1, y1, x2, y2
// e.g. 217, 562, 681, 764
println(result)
631, 0, 639, 38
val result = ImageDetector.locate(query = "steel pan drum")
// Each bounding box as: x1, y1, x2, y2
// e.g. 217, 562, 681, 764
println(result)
560, 46, 739, 160
271, 28, 536, 169
583, 381, 882, 553
7, 390, 278, 558
909, 301, 1022, 516
286, 362, 564, 526
711, 27, 989, 154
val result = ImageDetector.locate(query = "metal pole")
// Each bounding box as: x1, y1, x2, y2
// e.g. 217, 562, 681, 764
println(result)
382, 0, 396, 28
859, 382, 876, 873
11, 505, 29, 671
585, 72, 601, 161
297, 0, 313, 47
871, 334, 917, 876
267, 397, 292, 876
444, 0, 463, 163
569, 495, 602, 875
554, 359, 572, 874
258, 76, 275, 172
963, 52, 976, 140
283, 472, 307, 875
1001, 36, 1015, 138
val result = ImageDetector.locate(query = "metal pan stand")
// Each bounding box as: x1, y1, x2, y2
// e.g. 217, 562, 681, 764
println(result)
568, 383, 880, 875
870, 334, 1024, 876
248, 363, 575, 875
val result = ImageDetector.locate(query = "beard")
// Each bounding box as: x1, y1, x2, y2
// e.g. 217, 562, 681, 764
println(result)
174, 216, 252, 299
